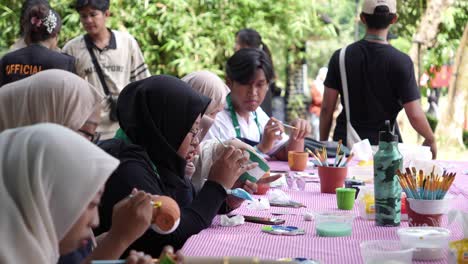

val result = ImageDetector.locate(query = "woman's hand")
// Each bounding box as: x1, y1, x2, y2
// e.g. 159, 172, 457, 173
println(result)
208, 146, 258, 189
159, 246, 183, 264
226, 180, 257, 210
257, 118, 284, 153
125, 250, 153, 264
108, 189, 153, 246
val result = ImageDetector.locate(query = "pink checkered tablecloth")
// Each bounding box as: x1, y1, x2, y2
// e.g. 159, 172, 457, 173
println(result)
181, 160, 468, 263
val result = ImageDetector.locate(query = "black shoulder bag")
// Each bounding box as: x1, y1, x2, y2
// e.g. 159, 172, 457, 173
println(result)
84, 36, 118, 122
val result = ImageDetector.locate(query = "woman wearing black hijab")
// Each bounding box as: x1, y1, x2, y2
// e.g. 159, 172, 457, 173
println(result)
97, 75, 256, 256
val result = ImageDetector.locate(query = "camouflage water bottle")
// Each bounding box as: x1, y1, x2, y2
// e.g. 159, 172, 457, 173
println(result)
374, 120, 402, 226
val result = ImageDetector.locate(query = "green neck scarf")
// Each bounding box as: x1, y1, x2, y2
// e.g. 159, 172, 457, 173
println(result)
114, 128, 159, 175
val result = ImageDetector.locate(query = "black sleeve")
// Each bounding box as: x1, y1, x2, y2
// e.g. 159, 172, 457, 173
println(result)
97, 160, 227, 258
393, 55, 421, 104
323, 49, 341, 91
69, 56, 77, 74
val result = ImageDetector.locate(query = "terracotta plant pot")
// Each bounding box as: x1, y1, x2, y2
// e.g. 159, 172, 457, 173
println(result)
288, 151, 308, 171
255, 172, 270, 195
317, 166, 348, 194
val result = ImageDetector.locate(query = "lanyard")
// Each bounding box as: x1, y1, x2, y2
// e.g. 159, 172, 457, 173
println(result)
226, 94, 262, 139
364, 34, 387, 42
114, 128, 160, 177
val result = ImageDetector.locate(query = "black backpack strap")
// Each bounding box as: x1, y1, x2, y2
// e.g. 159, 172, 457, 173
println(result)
84, 34, 112, 97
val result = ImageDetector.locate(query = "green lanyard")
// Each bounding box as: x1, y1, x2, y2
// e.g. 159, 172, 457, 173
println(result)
364, 34, 387, 42
226, 94, 262, 139
114, 128, 160, 177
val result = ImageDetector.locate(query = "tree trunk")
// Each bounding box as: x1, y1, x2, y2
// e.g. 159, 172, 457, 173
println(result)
397, 0, 454, 145
408, 0, 455, 75
435, 23, 468, 148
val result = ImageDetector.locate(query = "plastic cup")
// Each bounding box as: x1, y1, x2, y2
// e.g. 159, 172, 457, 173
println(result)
397, 227, 451, 260
317, 166, 348, 193
406, 198, 451, 227
360, 240, 414, 264
315, 211, 354, 237
336, 188, 356, 210
288, 151, 308, 171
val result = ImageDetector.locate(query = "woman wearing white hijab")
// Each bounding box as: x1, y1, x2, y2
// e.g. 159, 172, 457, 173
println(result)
182, 70, 230, 120
0, 70, 161, 263
181, 70, 229, 178
182, 71, 259, 211
0, 123, 119, 263
0, 69, 103, 141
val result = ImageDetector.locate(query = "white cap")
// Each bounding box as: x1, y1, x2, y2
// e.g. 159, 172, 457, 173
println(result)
362, 0, 397, 14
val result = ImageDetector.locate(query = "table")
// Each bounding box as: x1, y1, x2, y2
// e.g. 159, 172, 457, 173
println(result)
182, 160, 468, 263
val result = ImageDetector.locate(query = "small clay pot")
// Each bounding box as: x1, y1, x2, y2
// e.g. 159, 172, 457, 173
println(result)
152, 196, 180, 233
317, 166, 348, 194
288, 151, 309, 171
255, 172, 270, 195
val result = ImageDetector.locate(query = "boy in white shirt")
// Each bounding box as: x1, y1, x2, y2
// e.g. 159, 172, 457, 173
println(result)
206, 48, 311, 161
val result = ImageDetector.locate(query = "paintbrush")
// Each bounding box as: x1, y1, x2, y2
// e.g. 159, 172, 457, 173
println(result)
315, 149, 324, 165
128, 194, 162, 208
341, 152, 354, 167
271, 118, 298, 130
215, 136, 228, 148
336, 154, 345, 167
334, 140, 342, 167
306, 148, 323, 166
323, 146, 329, 166
281, 122, 298, 130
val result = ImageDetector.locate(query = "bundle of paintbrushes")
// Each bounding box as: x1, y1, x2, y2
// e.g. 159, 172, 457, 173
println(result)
397, 167, 456, 200
306, 140, 354, 167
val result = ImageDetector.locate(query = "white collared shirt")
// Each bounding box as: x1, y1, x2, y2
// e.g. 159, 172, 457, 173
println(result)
205, 106, 289, 155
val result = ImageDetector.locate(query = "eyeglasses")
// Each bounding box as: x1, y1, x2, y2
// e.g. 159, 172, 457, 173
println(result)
78, 129, 101, 144
189, 127, 203, 143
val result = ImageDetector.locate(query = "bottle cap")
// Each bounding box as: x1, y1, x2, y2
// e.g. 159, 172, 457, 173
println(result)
379, 120, 398, 142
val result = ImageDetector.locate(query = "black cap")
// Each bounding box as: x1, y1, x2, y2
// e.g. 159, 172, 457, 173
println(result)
379, 120, 398, 142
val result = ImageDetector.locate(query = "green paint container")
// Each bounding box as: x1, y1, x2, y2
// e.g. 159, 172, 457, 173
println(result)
336, 187, 356, 210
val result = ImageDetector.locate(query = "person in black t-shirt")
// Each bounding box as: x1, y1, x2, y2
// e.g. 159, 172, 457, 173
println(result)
0, 3, 75, 86
320, 0, 436, 159
9, 0, 50, 52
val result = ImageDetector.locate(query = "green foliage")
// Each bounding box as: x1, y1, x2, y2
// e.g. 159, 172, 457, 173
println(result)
423, 0, 468, 71
390, 37, 412, 53
395, 0, 468, 76
286, 94, 306, 121
395, 0, 427, 40
0, 0, 326, 82
425, 113, 438, 132
305, 0, 356, 79
464, 130, 468, 148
